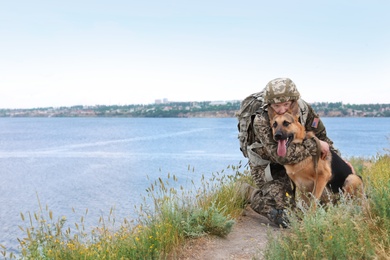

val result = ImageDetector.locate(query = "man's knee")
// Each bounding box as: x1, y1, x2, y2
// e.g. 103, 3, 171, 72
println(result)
248, 184, 293, 228
249, 181, 289, 213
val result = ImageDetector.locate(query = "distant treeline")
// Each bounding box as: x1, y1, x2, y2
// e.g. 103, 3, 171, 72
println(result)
1, 101, 389, 117
310, 102, 390, 117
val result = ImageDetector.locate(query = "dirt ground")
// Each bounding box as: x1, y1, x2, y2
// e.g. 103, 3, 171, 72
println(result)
173, 206, 282, 260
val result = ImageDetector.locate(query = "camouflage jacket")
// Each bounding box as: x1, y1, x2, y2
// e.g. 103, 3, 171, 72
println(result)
251, 99, 336, 166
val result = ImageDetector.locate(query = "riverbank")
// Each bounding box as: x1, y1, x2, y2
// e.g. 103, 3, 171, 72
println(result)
3, 155, 390, 259
174, 206, 277, 260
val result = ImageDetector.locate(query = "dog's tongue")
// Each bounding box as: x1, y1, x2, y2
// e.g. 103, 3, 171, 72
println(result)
277, 140, 287, 157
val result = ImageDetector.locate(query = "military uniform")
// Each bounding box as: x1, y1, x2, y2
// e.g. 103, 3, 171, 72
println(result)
245, 78, 338, 226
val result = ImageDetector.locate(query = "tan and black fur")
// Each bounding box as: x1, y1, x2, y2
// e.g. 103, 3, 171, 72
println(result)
268, 102, 363, 205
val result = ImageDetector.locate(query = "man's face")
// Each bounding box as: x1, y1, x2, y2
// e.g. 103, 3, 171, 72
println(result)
270, 101, 292, 115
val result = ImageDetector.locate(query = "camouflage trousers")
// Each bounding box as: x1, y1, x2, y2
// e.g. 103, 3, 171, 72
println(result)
249, 162, 295, 221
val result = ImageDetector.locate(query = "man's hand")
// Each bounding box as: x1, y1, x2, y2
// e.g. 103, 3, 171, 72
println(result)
344, 160, 356, 174
319, 140, 330, 160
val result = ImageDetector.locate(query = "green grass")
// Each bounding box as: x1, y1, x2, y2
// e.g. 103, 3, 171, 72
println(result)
2, 153, 390, 259
264, 154, 390, 259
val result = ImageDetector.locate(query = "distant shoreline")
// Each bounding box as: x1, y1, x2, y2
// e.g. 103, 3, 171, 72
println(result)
1, 101, 389, 117
1, 112, 389, 118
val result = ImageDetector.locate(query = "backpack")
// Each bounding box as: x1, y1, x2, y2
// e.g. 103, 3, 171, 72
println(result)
236, 91, 265, 158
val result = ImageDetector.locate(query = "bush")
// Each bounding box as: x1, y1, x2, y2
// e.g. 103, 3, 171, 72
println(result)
264, 154, 390, 259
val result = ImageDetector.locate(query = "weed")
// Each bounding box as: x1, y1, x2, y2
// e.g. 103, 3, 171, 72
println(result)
4, 162, 248, 259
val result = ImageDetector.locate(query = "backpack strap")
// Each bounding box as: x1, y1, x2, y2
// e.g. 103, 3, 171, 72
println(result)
247, 142, 273, 181
247, 142, 270, 166
297, 99, 308, 126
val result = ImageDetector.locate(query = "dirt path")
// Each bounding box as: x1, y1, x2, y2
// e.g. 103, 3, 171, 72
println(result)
174, 206, 282, 260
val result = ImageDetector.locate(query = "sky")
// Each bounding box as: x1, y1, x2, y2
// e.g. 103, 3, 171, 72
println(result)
1, 1, 389, 109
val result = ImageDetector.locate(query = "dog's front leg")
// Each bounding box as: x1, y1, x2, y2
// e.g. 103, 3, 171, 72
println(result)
312, 176, 329, 201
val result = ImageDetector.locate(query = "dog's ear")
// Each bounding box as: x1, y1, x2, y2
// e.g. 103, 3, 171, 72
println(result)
289, 101, 300, 118
267, 105, 277, 120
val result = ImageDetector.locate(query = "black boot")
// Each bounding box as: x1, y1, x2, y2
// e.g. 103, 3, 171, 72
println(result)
269, 208, 289, 228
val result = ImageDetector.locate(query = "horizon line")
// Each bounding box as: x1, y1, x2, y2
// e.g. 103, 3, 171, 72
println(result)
1, 100, 390, 110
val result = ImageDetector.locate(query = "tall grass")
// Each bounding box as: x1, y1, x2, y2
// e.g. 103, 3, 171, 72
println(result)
265, 154, 390, 259
2, 154, 389, 259
0, 163, 249, 259
365, 154, 390, 257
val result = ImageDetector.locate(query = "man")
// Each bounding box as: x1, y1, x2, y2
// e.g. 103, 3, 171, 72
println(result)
241, 78, 338, 227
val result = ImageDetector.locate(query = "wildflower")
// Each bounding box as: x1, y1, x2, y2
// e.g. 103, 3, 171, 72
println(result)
67, 242, 75, 250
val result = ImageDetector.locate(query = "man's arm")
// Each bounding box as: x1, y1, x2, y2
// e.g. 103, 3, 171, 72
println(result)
303, 101, 340, 156
253, 109, 319, 165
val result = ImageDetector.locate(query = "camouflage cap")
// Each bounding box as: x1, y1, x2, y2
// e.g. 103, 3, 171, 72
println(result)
263, 78, 300, 104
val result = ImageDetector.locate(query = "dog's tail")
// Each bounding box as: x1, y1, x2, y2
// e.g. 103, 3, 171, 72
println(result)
310, 134, 322, 197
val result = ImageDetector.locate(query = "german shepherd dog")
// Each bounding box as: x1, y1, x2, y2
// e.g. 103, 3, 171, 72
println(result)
268, 102, 363, 205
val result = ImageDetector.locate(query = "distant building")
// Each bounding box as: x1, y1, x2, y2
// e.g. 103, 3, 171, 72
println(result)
210, 101, 227, 106
155, 98, 169, 104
